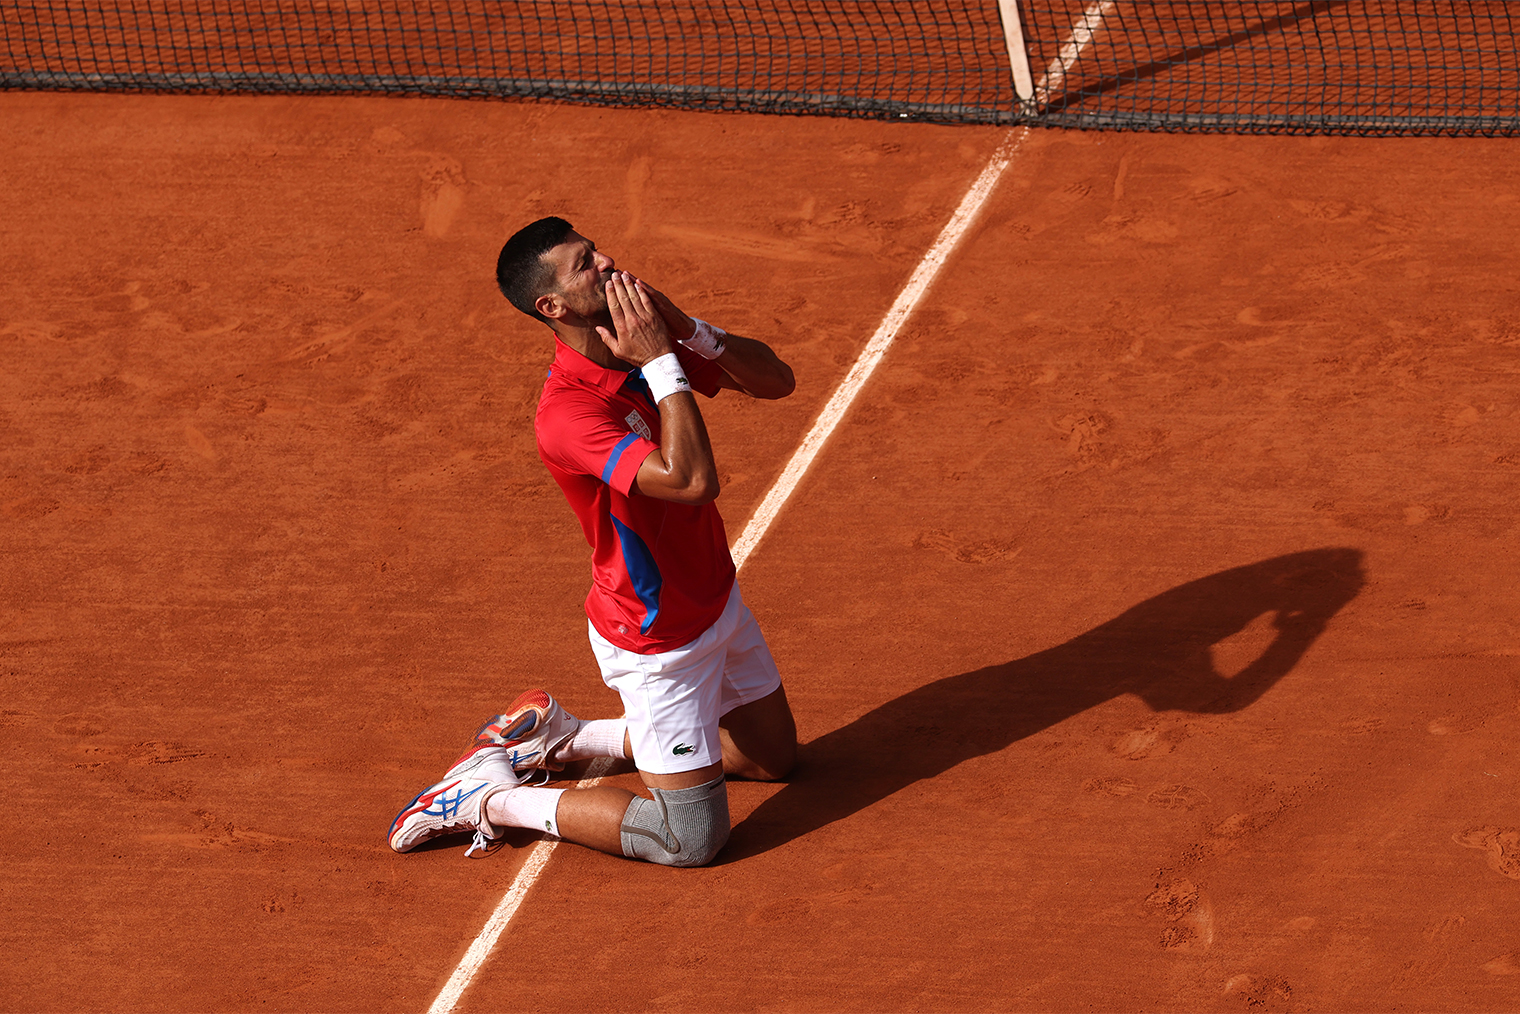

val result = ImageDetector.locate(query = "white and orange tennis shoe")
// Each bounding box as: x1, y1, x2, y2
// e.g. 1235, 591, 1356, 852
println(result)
388, 690, 578, 855
471, 688, 580, 776
387, 743, 521, 855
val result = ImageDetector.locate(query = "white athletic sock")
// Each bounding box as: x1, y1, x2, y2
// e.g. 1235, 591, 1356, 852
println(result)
554, 718, 628, 763
485, 785, 566, 837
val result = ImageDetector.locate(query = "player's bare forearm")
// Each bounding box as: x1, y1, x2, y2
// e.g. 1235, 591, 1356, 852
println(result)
638, 279, 794, 400
599, 271, 721, 504
635, 392, 720, 504
712, 333, 796, 400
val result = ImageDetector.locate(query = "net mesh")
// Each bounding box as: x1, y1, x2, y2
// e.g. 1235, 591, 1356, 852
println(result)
0, 1, 1015, 122
1021, 1, 1520, 134
2, 1, 1518, 135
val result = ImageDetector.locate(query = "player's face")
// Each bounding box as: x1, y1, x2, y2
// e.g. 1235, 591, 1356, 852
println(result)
543, 232, 616, 321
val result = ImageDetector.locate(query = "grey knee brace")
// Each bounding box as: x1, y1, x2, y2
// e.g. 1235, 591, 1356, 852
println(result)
620, 776, 730, 868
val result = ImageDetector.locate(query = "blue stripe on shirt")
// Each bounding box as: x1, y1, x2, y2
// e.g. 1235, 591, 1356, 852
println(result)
611, 515, 662, 634
601, 432, 641, 485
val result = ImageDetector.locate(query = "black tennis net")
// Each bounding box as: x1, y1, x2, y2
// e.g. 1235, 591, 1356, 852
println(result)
1019, 1, 1520, 134
2, 2, 1518, 135
0, 2, 1016, 122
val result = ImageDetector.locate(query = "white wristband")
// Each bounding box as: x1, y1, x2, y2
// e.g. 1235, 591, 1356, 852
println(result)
640, 352, 692, 403
678, 318, 727, 360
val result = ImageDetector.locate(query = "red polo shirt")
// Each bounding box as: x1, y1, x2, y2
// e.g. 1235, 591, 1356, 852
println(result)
535, 338, 735, 653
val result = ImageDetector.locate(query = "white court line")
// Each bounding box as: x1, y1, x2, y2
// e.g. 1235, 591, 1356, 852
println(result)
734, 3, 1116, 568
422, 144, 1014, 1008
428, 145, 1018, 1014
428, 8, 1117, 1008
1036, 1, 1117, 109
426, 758, 614, 1014
730, 128, 1028, 569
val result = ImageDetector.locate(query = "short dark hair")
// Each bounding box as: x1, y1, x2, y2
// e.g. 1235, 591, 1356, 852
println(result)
496, 216, 575, 323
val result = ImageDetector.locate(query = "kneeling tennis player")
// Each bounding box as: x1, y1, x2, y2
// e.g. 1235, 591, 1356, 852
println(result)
388, 216, 798, 867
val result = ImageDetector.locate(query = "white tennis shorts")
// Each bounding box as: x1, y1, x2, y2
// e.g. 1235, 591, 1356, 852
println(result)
588, 581, 782, 775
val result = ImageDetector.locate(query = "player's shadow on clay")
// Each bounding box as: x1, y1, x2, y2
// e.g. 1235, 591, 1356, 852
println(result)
721, 547, 1364, 862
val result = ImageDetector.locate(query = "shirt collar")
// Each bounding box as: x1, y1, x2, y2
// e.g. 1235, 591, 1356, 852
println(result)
550, 336, 635, 394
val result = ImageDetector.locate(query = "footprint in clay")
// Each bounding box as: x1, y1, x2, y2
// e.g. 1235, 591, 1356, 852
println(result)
1453, 826, 1520, 880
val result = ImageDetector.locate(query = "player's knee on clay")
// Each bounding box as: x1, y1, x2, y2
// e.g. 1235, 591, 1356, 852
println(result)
619, 776, 730, 868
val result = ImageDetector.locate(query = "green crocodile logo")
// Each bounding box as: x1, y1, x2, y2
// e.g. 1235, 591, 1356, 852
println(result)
672, 743, 696, 755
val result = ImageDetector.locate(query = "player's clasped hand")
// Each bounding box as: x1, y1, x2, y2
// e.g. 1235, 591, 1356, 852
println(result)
636, 280, 697, 344
596, 270, 673, 368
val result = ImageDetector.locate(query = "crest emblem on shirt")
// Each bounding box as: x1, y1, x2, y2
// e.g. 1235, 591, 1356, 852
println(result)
624, 409, 652, 441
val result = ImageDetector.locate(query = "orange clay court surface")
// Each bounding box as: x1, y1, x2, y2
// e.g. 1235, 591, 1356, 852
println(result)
1, 90, 1519, 1013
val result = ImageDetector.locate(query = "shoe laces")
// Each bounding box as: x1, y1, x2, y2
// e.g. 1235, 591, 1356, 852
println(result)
465, 829, 494, 858
517, 763, 552, 787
